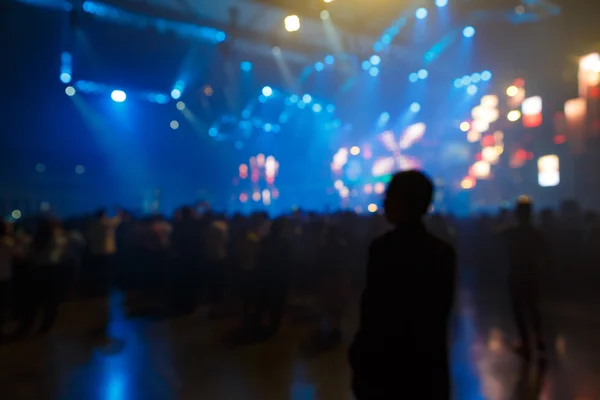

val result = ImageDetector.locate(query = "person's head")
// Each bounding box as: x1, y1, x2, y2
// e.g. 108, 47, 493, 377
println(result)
515, 195, 533, 225
384, 170, 434, 225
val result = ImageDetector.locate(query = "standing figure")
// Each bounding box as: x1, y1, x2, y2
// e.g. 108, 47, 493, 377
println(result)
349, 170, 457, 400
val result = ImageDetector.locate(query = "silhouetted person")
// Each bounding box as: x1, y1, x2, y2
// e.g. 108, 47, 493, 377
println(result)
349, 170, 457, 400
503, 197, 547, 358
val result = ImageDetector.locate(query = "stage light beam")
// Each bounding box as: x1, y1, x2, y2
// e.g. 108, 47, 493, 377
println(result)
285, 15, 300, 32
463, 26, 476, 38
415, 8, 428, 19
111, 90, 126, 102
262, 86, 273, 97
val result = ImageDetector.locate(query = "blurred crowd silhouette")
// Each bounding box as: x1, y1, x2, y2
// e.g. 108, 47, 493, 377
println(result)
1, 171, 599, 398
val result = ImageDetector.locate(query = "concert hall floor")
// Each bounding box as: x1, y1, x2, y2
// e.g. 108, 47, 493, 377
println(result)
1, 275, 598, 399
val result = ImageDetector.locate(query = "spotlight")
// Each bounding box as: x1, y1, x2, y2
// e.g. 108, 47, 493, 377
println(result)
241, 61, 252, 72
361, 60, 371, 71
262, 86, 273, 97
324, 55, 335, 65
467, 85, 478, 95
284, 15, 300, 32
410, 102, 421, 113
75, 165, 85, 174
326, 104, 335, 113
302, 94, 312, 103
463, 26, 475, 38
415, 8, 428, 19
315, 62, 325, 71
417, 69, 428, 79
370, 55, 381, 66
312, 104, 322, 112
460, 122, 470, 132
209, 127, 218, 137
65, 86, 76, 96
409, 73, 419, 83
435, 0, 448, 7
176, 101, 185, 110
272, 47, 282, 56
320, 10, 330, 20
481, 70, 492, 81
171, 88, 181, 99
453, 79, 463, 88
506, 85, 519, 97
170, 120, 179, 130
369, 67, 379, 77
60, 72, 72, 84
507, 110, 521, 121
111, 90, 126, 102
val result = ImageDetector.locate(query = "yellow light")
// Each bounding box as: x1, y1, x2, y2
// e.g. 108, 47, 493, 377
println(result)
350, 146, 360, 155
467, 130, 481, 143
460, 177, 475, 190
460, 122, 470, 132
507, 110, 521, 122
368, 203, 378, 213
324, 0, 334, 3
506, 86, 519, 97
284, 15, 301, 32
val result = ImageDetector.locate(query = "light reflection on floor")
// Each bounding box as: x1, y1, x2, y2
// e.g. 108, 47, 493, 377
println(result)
2, 278, 600, 399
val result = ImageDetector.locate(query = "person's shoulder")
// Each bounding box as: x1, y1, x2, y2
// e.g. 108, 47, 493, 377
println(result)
429, 233, 456, 259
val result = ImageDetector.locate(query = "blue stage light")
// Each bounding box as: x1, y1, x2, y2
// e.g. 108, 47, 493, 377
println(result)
369, 67, 379, 77
410, 102, 421, 113
60, 72, 72, 84
171, 88, 181, 100
370, 55, 381, 66
262, 86, 273, 97
467, 85, 478, 95
361, 60, 371, 71
481, 70, 492, 81
111, 90, 126, 102
315, 62, 325, 71
409, 73, 419, 83
65, 86, 75, 96
289, 94, 299, 103
453, 79, 463, 88
312, 104, 322, 112
302, 94, 312, 103
416, 8, 428, 19
418, 69, 428, 79
326, 104, 335, 113
435, 0, 448, 7
208, 127, 218, 137
471, 73, 481, 83
324, 55, 335, 65
241, 61, 252, 72
463, 26, 475, 38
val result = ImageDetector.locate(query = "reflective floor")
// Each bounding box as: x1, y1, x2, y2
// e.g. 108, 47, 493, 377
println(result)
1, 271, 600, 400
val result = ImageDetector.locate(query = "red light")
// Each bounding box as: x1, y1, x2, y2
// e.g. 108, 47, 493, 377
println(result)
523, 113, 542, 128
554, 134, 567, 144
481, 135, 495, 147
475, 152, 482, 161
526, 152, 534, 160
239, 193, 248, 203
589, 86, 600, 99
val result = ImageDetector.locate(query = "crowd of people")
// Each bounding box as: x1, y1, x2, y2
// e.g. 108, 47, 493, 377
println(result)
1, 170, 600, 398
